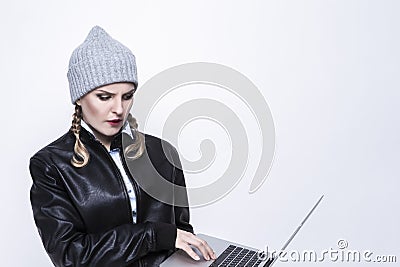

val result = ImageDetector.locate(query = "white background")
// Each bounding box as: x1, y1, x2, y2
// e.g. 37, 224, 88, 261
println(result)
1, 0, 399, 266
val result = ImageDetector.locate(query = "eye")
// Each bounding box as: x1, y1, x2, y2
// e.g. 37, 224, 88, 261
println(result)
122, 92, 134, 101
96, 94, 111, 101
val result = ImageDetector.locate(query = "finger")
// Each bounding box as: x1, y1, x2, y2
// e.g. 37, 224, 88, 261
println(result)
203, 240, 216, 260
191, 237, 214, 261
200, 238, 216, 259
182, 244, 200, 261
176, 230, 216, 261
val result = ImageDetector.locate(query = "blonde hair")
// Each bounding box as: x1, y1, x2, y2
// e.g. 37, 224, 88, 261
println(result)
124, 113, 146, 160
70, 104, 145, 168
70, 104, 90, 167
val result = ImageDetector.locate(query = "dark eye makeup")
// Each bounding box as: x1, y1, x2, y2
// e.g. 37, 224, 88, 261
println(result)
95, 88, 135, 101
96, 94, 111, 101
122, 92, 134, 100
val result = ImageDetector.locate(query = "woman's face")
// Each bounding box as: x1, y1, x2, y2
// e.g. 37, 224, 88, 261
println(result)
77, 82, 135, 143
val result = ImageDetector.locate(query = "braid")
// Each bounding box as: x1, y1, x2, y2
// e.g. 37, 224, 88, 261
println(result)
70, 104, 90, 167
124, 113, 145, 160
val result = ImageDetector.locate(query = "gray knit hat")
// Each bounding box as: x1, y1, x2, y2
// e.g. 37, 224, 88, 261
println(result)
67, 26, 138, 104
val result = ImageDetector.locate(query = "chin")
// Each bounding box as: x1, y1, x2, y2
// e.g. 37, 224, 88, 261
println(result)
96, 128, 117, 137
109, 128, 123, 136
106, 130, 120, 137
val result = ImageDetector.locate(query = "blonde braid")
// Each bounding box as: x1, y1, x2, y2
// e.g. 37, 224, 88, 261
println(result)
70, 104, 90, 167
124, 113, 145, 160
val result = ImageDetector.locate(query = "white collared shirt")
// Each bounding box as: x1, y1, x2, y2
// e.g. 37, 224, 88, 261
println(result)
81, 120, 137, 223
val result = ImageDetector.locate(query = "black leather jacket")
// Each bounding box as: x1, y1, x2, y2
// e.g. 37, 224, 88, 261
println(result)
29, 128, 193, 267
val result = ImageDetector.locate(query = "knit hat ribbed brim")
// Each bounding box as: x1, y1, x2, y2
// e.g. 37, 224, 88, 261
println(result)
67, 26, 138, 104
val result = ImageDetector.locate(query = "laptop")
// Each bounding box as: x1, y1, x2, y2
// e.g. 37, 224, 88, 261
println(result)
161, 195, 324, 267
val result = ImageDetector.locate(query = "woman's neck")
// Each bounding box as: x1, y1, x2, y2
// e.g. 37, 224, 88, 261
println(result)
81, 121, 113, 151
92, 130, 112, 151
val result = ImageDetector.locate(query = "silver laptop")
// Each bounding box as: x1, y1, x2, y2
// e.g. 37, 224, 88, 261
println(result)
161, 195, 324, 267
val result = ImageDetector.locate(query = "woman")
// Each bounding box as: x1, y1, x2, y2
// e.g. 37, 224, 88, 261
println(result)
29, 26, 215, 267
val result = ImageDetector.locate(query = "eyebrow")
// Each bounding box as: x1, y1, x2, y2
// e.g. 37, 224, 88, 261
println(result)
95, 88, 136, 95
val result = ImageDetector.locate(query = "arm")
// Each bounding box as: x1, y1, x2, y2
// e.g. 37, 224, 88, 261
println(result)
169, 146, 216, 261
170, 146, 194, 233
30, 157, 176, 267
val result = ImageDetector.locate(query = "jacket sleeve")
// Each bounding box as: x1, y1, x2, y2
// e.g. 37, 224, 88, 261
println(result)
169, 146, 194, 234
29, 157, 177, 267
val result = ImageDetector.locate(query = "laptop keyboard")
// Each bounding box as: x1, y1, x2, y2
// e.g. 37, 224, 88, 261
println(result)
209, 245, 272, 267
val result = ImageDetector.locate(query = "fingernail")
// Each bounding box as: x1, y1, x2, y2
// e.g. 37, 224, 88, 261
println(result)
195, 256, 200, 261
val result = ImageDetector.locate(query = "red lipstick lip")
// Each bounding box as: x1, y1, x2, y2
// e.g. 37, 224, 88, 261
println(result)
108, 119, 122, 123
107, 119, 122, 126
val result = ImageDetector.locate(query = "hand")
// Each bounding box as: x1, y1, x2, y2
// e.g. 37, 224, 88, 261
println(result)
175, 229, 217, 261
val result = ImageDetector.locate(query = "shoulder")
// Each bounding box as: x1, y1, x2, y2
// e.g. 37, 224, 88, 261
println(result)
143, 133, 177, 152
30, 130, 75, 165
142, 133, 180, 164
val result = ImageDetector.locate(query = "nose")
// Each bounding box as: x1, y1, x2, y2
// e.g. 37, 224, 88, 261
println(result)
111, 98, 124, 115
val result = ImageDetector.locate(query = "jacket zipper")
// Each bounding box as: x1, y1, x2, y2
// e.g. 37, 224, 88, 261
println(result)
119, 149, 141, 224
119, 149, 144, 267
94, 139, 135, 224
